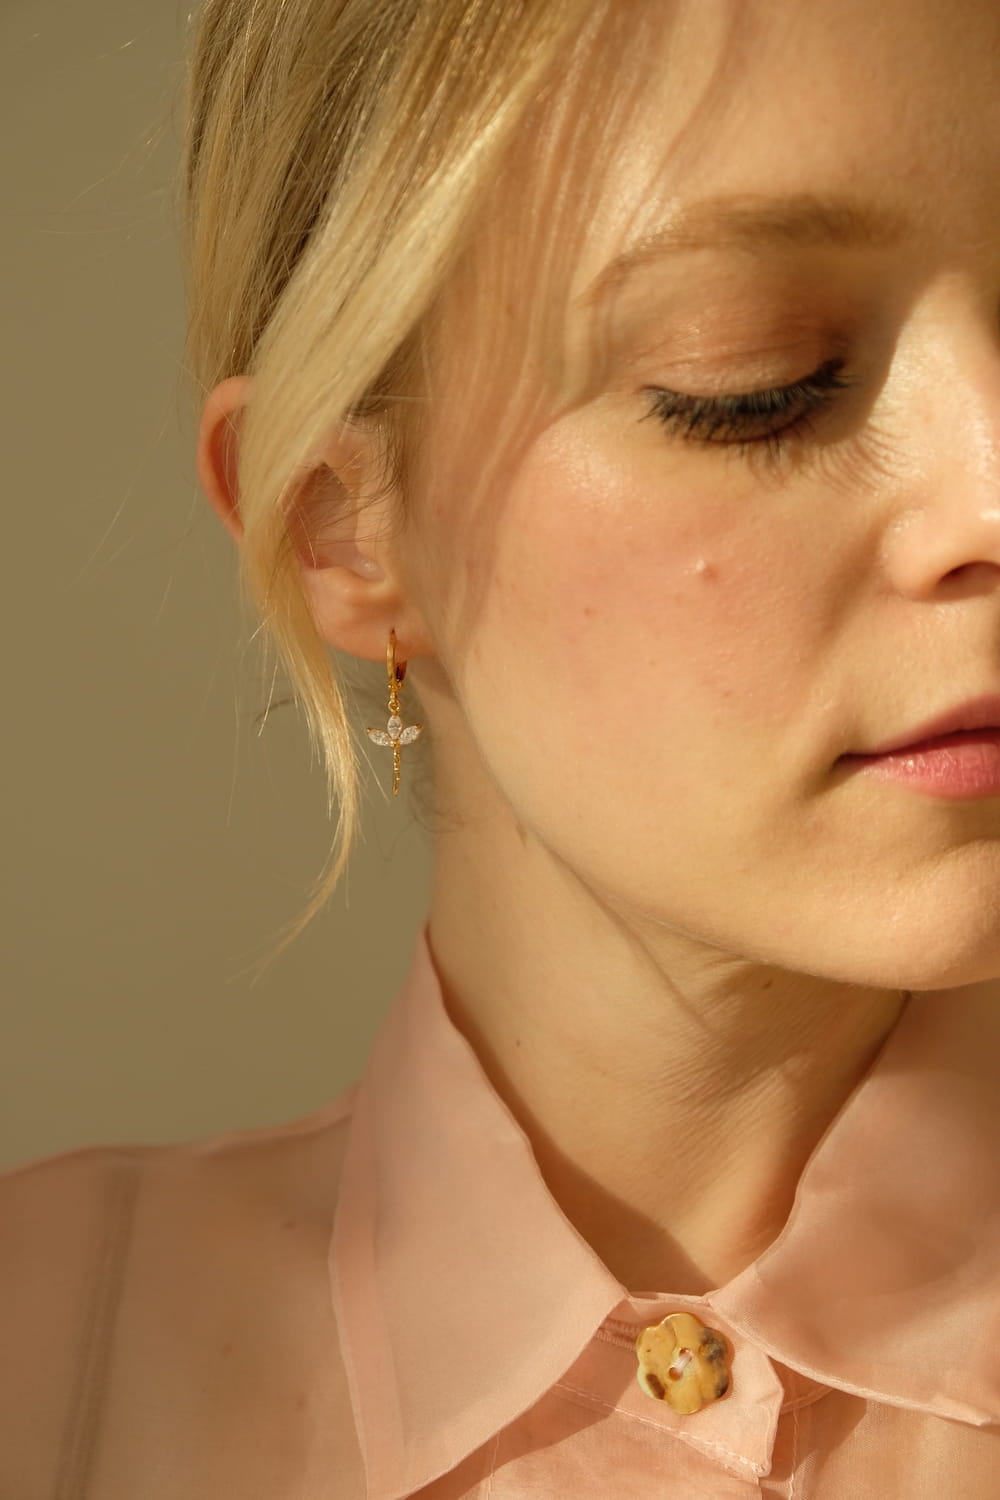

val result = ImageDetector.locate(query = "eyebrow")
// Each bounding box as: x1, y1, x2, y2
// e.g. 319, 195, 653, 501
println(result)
580, 193, 911, 305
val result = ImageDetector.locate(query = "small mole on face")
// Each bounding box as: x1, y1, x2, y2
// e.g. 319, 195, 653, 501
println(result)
691, 557, 719, 582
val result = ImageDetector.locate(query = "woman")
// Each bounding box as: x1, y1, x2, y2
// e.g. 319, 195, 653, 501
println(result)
4, 0, 1000, 1493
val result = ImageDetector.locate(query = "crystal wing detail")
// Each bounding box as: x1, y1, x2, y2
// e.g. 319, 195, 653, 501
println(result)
399, 724, 423, 745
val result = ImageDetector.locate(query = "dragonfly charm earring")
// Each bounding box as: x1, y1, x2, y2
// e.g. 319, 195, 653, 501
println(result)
366, 629, 423, 796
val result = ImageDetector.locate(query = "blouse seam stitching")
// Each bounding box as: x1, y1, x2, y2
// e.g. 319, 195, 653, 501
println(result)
553, 1378, 765, 1476
52, 1156, 142, 1500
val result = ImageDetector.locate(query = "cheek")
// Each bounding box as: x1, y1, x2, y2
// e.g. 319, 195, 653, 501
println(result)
471, 425, 822, 751
446, 418, 851, 936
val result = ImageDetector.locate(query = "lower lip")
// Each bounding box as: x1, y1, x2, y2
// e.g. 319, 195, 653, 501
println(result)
843, 729, 1000, 799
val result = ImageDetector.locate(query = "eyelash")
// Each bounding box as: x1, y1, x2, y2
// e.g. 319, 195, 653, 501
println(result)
641, 356, 855, 462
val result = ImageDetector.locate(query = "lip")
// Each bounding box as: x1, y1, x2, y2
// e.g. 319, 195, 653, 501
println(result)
852, 693, 1000, 756
842, 729, 1000, 799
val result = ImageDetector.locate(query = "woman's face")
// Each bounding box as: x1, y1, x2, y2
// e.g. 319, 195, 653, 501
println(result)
399, 0, 1000, 994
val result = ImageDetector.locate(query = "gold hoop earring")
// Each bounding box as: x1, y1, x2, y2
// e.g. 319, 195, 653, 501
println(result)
366, 629, 423, 796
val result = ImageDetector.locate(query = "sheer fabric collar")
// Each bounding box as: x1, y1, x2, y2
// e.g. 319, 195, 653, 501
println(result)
330, 926, 1000, 1499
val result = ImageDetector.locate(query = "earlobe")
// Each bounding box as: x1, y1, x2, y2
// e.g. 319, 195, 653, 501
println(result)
293, 481, 429, 663
297, 538, 409, 662
196, 375, 254, 546
196, 375, 428, 664
286, 423, 410, 657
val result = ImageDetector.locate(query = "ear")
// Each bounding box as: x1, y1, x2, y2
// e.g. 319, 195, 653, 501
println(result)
196, 375, 431, 664
197, 374, 251, 547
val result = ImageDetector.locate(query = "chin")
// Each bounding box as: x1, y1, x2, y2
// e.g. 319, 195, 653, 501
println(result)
840, 900, 1000, 995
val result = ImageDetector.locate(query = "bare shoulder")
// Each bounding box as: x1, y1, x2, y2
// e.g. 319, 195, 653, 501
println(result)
0, 1092, 365, 1498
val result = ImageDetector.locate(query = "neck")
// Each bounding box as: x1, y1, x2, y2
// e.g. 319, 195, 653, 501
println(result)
425, 796, 906, 1297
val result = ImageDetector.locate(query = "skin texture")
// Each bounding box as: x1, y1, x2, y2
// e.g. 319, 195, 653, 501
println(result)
199, 0, 1000, 1295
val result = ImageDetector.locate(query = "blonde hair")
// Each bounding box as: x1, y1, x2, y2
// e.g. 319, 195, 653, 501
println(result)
178, 0, 596, 969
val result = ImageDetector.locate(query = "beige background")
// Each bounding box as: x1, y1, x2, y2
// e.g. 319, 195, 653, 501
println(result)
1, 1, 432, 1172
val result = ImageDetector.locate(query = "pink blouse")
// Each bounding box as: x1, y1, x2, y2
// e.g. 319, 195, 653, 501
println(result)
2, 924, 1000, 1497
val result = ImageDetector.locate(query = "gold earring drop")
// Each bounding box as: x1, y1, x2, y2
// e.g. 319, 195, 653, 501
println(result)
366, 630, 423, 796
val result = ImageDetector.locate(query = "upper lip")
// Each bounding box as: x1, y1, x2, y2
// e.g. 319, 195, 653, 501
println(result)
856, 694, 1000, 756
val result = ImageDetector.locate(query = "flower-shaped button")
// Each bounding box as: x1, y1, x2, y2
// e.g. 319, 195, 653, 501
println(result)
635, 1311, 732, 1414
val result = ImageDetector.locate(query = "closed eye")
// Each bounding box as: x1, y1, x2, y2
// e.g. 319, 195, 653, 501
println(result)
640, 356, 856, 461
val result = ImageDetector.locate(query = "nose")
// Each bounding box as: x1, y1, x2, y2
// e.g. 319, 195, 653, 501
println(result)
883, 321, 1000, 599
